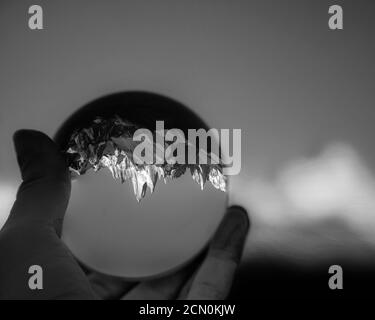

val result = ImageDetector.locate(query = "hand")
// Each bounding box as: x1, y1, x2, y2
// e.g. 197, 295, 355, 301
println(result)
0, 130, 250, 300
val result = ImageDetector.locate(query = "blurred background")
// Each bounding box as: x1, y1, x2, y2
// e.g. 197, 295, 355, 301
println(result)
1, 0, 375, 298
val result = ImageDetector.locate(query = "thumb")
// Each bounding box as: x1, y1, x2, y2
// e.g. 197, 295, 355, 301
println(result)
7, 130, 71, 235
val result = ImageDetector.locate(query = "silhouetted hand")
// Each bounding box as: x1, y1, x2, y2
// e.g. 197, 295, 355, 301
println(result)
0, 130, 250, 300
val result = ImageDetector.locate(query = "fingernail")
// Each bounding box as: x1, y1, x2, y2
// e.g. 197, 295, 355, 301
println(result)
210, 206, 250, 260
14, 130, 35, 160
13, 129, 65, 180
13, 130, 50, 164
227, 206, 250, 230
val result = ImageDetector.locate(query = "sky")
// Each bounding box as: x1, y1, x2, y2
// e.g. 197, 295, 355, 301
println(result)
1, 0, 375, 271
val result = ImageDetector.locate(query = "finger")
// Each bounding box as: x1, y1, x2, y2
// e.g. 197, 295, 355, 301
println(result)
123, 269, 190, 300
88, 271, 136, 300
186, 206, 250, 300
122, 256, 203, 300
177, 269, 198, 300
6, 130, 70, 235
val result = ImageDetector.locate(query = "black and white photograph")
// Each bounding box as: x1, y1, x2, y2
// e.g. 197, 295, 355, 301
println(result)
0, 0, 374, 307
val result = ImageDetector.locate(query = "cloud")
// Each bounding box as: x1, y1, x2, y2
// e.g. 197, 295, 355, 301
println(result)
0, 180, 17, 230
229, 143, 375, 262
